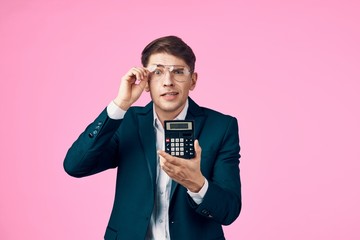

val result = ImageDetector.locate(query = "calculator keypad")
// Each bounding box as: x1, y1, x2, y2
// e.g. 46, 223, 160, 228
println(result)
165, 137, 195, 159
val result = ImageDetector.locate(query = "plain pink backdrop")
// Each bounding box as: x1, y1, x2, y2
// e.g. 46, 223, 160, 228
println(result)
1, 0, 359, 239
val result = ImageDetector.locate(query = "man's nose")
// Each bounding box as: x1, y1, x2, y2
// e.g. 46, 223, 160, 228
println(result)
162, 70, 174, 86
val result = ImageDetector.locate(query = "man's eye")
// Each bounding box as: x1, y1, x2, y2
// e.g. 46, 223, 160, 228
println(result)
173, 69, 185, 74
154, 69, 163, 74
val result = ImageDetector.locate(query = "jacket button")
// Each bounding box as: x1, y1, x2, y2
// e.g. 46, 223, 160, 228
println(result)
201, 209, 209, 215
88, 132, 94, 138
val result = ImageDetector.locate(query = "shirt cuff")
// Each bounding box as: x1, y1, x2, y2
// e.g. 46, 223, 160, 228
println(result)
187, 178, 209, 205
106, 101, 126, 120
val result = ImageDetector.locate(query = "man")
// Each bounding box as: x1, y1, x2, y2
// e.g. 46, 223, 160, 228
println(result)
64, 35, 241, 240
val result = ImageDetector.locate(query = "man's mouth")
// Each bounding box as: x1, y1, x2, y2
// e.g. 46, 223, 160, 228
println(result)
161, 92, 178, 96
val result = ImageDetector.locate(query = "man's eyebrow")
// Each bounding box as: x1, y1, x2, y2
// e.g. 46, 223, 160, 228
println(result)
152, 64, 185, 68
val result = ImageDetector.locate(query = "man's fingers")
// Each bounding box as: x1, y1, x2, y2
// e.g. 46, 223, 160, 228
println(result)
158, 150, 171, 160
194, 139, 202, 158
158, 150, 182, 166
159, 156, 165, 167
159, 155, 175, 175
126, 67, 149, 82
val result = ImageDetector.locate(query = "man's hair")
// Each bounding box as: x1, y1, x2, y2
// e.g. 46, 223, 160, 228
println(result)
141, 36, 196, 72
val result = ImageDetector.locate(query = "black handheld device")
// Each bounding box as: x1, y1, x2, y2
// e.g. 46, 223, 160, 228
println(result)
164, 120, 195, 159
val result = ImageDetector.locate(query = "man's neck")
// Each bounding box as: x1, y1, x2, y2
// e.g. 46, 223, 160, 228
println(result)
155, 109, 183, 127
153, 100, 189, 127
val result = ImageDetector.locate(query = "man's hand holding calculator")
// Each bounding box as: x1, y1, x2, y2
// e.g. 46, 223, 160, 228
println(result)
158, 140, 205, 193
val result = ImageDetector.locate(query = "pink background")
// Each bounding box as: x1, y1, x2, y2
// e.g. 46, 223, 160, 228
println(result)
1, 0, 359, 239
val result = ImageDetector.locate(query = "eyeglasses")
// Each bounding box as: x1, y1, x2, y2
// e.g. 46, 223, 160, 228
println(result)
147, 64, 192, 83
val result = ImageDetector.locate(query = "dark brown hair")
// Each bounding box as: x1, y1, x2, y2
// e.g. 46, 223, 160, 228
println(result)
141, 36, 196, 72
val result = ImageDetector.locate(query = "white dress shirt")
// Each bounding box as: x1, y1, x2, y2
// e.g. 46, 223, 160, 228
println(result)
106, 99, 208, 239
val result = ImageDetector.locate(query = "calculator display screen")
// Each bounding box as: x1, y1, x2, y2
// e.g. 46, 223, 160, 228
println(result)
166, 122, 193, 130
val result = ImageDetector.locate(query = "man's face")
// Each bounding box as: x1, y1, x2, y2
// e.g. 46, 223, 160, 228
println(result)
145, 53, 197, 120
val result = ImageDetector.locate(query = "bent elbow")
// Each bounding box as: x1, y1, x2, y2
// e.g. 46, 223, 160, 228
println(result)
63, 158, 84, 178
223, 198, 242, 226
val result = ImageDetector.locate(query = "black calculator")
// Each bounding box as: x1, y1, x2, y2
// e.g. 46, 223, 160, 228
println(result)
164, 120, 195, 159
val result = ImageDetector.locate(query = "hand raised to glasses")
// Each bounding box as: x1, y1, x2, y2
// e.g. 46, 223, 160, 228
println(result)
113, 67, 150, 111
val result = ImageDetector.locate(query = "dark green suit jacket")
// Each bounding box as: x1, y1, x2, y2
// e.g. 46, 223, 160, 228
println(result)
64, 98, 241, 240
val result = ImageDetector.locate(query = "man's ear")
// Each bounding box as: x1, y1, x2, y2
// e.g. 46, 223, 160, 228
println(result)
145, 81, 150, 92
189, 72, 198, 91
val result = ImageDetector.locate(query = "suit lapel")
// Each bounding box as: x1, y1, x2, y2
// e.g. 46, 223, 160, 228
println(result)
170, 98, 207, 200
137, 103, 157, 193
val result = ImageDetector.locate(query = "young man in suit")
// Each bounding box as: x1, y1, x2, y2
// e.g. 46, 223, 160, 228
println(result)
64, 36, 241, 240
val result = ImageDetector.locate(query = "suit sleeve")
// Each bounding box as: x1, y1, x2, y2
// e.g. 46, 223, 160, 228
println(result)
63, 108, 122, 178
189, 117, 241, 225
